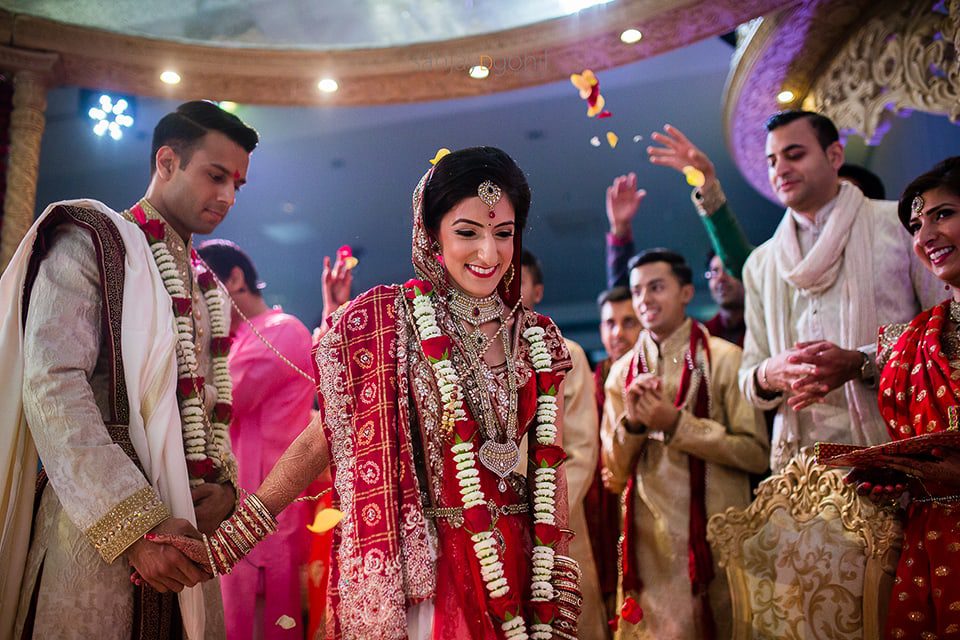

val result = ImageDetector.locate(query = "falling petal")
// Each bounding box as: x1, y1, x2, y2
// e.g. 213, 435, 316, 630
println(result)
276, 615, 297, 630
307, 508, 345, 533
683, 165, 706, 187
344, 256, 359, 270
606, 132, 619, 148
587, 94, 606, 117
429, 148, 451, 165
633, 135, 643, 142
590, 136, 601, 147
597, 111, 612, 119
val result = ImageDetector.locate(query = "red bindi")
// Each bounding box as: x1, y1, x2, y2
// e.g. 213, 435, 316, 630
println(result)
488, 210, 496, 218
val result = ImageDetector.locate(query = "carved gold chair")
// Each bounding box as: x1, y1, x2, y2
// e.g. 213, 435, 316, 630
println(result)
707, 448, 902, 640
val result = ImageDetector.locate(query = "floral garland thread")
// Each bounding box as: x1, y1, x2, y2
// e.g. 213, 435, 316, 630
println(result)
130, 201, 232, 486
405, 279, 565, 639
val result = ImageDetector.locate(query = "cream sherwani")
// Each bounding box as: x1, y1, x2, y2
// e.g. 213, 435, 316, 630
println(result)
602, 319, 768, 640
0, 201, 231, 639
739, 184, 944, 471
560, 339, 607, 640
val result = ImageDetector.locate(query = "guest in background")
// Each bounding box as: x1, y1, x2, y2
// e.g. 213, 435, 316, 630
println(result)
198, 239, 319, 640
703, 250, 746, 347
520, 249, 608, 639
602, 249, 768, 639
586, 286, 641, 623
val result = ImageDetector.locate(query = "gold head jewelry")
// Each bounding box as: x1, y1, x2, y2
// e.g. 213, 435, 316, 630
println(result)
478, 180, 502, 215
912, 194, 925, 215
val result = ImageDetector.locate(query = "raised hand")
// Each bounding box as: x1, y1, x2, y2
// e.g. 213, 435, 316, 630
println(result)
322, 254, 353, 320
605, 172, 647, 238
647, 124, 717, 188
126, 517, 210, 592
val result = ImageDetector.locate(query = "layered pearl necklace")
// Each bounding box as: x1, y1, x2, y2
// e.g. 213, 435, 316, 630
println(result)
128, 200, 233, 486
405, 279, 563, 639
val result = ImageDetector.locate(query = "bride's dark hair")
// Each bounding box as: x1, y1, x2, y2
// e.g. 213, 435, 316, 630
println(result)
422, 147, 531, 234
899, 156, 960, 230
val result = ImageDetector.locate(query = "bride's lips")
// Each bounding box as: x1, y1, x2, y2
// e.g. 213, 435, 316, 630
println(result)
929, 246, 957, 266
466, 264, 498, 279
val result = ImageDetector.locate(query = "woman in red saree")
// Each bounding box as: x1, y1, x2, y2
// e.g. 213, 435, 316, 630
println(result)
848, 157, 960, 639
156, 147, 581, 639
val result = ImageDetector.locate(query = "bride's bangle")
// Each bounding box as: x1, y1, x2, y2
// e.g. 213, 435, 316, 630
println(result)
204, 492, 279, 575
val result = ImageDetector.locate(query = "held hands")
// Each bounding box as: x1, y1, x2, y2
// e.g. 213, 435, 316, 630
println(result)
624, 374, 681, 435
126, 517, 211, 593
605, 172, 647, 238
646, 124, 717, 188
192, 482, 236, 536
758, 341, 863, 411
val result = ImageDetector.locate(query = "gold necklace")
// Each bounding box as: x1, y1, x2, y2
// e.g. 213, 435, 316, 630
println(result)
455, 311, 520, 492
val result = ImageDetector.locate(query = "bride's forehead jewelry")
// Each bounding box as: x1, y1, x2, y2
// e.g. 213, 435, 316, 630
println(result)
478, 180, 502, 218
912, 194, 925, 215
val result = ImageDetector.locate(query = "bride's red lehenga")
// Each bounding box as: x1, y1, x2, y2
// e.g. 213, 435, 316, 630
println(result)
312, 165, 574, 639
878, 301, 960, 639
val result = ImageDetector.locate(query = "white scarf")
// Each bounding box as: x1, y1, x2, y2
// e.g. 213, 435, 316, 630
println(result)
0, 200, 206, 639
768, 182, 879, 470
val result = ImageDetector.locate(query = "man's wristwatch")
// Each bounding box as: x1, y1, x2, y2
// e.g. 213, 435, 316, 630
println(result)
620, 415, 647, 435
858, 351, 877, 386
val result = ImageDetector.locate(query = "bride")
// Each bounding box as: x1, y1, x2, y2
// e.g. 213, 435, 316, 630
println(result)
158, 147, 582, 640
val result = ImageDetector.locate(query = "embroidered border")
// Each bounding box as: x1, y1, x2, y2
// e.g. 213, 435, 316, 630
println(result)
85, 486, 170, 563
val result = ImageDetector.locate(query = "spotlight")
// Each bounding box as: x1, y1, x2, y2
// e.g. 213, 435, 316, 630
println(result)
218, 101, 238, 113
777, 90, 796, 104
82, 90, 136, 140
468, 65, 490, 80
317, 78, 339, 93
620, 29, 643, 44
160, 70, 182, 85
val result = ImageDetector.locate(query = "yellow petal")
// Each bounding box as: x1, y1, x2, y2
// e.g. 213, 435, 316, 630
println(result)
582, 70, 597, 85
275, 615, 297, 630
429, 148, 451, 166
344, 256, 359, 270
307, 508, 345, 533
682, 165, 706, 187
606, 132, 619, 148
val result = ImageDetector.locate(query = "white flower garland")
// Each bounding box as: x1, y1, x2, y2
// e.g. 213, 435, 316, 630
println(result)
408, 288, 524, 638
523, 326, 559, 640
138, 211, 231, 487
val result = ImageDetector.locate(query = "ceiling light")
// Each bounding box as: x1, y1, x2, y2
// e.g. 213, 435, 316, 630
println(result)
160, 70, 181, 85
218, 101, 238, 113
620, 29, 642, 44
469, 65, 490, 80
84, 90, 135, 140
318, 78, 339, 93
777, 89, 796, 104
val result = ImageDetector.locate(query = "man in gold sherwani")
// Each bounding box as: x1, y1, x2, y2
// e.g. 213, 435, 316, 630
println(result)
0, 101, 258, 639
602, 248, 768, 640
520, 250, 608, 639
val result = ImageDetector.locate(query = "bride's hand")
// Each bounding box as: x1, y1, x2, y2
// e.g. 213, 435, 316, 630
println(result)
141, 533, 213, 574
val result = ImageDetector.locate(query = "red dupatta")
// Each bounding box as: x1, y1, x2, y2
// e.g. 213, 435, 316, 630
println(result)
619, 321, 716, 639
879, 301, 960, 439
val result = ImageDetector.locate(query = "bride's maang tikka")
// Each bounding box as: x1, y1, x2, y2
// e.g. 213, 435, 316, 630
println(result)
478, 180, 502, 218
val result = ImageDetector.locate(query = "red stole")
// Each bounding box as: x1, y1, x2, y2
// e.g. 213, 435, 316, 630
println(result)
621, 322, 716, 639
879, 301, 960, 440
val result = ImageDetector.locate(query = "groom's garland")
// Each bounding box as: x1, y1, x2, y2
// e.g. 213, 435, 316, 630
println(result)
128, 200, 232, 485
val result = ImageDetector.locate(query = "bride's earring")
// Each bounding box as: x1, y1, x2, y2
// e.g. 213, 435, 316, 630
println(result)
503, 264, 515, 287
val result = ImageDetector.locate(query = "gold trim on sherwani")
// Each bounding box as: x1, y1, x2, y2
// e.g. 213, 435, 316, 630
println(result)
85, 486, 171, 563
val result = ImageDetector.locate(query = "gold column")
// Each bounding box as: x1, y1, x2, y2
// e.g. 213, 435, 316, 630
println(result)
0, 70, 48, 271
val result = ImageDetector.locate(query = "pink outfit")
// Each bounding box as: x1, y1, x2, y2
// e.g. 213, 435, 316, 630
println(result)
221, 308, 316, 640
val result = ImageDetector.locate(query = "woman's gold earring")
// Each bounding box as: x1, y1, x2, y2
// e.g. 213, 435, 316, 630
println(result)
431, 240, 441, 255
503, 264, 515, 287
